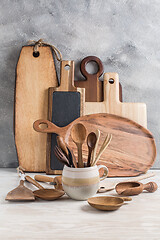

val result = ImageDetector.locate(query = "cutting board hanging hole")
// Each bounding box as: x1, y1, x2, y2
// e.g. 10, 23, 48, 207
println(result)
64, 64, 70, 70
85, 61, 99, 75
109, 78, 114, 84
33, 51, 40, 58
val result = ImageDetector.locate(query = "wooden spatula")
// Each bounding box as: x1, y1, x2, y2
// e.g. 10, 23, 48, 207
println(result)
5, 175, 35, 201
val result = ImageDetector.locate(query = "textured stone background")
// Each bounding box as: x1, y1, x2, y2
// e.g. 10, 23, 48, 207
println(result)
0, 0, 159, 168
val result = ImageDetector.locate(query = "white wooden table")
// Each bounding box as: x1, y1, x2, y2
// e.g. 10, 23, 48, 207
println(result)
0, 169, 160, 240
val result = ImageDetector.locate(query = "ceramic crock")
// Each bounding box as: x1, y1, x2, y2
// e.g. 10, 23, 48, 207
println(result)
62, 165, 108, 200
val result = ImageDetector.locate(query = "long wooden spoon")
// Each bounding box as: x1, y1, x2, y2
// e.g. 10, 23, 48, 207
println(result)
90, 129, 100, 166
87, 132, 97, 167
25, 175, 64, 200
70, 123, 87, 168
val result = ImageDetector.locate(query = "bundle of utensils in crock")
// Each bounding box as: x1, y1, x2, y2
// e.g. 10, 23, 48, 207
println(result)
54, 123, 112, 168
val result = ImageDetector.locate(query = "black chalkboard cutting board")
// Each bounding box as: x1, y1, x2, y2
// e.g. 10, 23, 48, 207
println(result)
46, 60, 85, 174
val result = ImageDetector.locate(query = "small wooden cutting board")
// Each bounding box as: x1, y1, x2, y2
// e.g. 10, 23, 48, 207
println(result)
85, 73, 147, 128
15, 46, 58, 172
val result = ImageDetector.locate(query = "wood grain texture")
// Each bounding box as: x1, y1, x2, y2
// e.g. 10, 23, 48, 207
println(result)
15, 46, 58, 172
74, 56, 103, 102
46, 60, 85, 174
84, 72, 147, 128
33, 113, 156, 177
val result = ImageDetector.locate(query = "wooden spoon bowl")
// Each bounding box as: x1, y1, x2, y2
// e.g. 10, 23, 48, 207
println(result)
88, 196, 132, 211
33, 189, 65, 201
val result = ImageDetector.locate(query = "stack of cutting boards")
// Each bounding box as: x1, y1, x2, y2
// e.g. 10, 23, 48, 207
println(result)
15, 50, 156, 176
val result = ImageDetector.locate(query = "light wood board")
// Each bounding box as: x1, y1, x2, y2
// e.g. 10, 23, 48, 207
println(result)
84, 72, 147, 128
15, 46, 58, 172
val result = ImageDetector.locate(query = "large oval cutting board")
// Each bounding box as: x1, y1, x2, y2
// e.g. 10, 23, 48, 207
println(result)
33, 113, 156, 177
15, 46, 58, 172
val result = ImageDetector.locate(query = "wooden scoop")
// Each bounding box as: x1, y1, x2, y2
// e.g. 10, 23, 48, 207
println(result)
25, 176, 64, 200
5, 177, 35, 201
115, 181, 158, 196
88, 196, 132, 211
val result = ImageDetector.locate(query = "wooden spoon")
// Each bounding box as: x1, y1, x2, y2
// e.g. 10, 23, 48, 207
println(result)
70, 123, 87, 168
25, 176, 64, 200
115, 181, 158, 196
88, 196, 132, 211
87, 132, 97, 167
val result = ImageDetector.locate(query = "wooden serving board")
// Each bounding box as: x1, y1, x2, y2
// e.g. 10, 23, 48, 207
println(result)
33, 113, 156, 177
84, 73, 147, 128
47, 60, 85, 174
15, 46, 58, 172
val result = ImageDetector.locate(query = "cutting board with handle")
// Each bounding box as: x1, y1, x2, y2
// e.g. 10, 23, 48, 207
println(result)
47, 60, 85, 174
85, 72, 147, 128
33, 113, 156, 177
74, 56, 123, 102
15, 46, 58, 172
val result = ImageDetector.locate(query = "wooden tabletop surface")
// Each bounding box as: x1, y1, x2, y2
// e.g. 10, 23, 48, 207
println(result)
1, 169, 160, 240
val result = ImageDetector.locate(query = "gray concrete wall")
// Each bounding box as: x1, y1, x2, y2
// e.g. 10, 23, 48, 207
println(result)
0, 0, 159, 168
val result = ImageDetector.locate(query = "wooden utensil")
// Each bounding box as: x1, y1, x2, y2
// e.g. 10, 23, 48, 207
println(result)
115, 181, 158, 196
5, 175, 35, 201
91, 133, 112, 166
87, 132, 97, 167
54, 146, 71, 167
88, 196, 132, 211
70, 123, 87, 168
15, 46, 58, 172
33, 113, 156, 177
74, 56, 103, 102
57, 136, 75, 167
25, 175, 64, 200
98, 172, 155, 193
34, 175, 63, 190
90, 129, 100, 166
47, 60, 85, 174
56, 136, 69, 158
85, 73, 147, 128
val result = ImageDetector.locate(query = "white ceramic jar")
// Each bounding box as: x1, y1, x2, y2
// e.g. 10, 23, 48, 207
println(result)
62, 165, 108, 200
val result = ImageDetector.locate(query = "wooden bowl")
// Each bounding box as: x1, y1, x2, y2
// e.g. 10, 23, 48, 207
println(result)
33, 189, 64, 201
88, 196, 132, 211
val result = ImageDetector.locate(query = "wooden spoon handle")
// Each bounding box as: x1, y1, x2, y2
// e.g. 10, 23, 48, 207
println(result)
120, 197, 132, 201
143, 182, 158, 192
25, 175, 44, 189
34, 175, 55, 183
78, 144, 83, 168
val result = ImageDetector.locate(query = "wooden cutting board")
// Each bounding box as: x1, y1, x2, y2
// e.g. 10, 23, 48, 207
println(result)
75, 56, 123, 102
33, 113, 156, 177
15, 46, 58, 172
46, 60, 85, 174
84, 73, 147, 128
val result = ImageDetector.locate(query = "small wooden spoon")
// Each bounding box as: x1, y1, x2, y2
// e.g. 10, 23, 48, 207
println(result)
25, 176, 64, 200
115, 181, 158, 196
87, 132, 97, 167
88, 196, 132, 211
70, 123, 87, 168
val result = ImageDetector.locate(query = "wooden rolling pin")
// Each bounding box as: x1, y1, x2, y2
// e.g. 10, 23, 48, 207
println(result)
34, 175, 63, 190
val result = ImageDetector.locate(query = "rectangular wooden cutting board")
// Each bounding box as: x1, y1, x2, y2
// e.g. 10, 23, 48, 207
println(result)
15, 46, 58, 172
84, 72, 147, 128
46, 60, 85, 174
